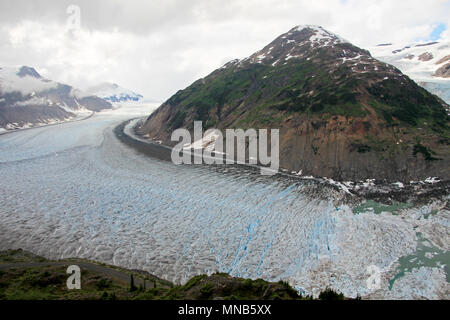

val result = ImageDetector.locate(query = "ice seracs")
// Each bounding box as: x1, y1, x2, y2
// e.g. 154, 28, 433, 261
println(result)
424, 177, 440, 184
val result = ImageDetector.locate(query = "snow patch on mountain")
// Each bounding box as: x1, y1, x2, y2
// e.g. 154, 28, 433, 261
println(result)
241, 26, 351, 66
294, 25, 348, 45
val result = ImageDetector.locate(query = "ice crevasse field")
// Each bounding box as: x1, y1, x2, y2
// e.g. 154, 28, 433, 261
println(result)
0, 104, 448, 299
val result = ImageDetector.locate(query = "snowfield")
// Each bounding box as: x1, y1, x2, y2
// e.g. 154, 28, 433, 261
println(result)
0, 104, 448, 299
370, 41, 450, 107
83, 82, 144, 103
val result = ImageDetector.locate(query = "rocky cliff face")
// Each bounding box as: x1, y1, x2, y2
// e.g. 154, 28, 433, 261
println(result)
139, 26, 450, 181
435, 62, 450, 78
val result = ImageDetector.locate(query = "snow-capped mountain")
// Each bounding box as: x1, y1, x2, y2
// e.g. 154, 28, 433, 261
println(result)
0, 66, 112, 131
85, 83, 143, 103
370, 41, 450, 109
223, 25, 351, 68
139, 25, 449, 182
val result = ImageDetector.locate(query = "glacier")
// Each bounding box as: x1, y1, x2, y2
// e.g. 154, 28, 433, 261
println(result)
0, 104, 448, 299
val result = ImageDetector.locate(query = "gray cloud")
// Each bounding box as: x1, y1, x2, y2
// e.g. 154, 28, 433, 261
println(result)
0, 0, 449, 101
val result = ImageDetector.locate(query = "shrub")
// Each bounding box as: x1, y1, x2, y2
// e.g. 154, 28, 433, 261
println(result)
413, 143, 440, 161
318, 288, 345, 300
96, 278, 112, 290
200, 283, 214, 298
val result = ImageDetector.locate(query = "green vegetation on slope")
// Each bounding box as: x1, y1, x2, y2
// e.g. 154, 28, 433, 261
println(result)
0, 249, 348, 300
161, 50, 449, 134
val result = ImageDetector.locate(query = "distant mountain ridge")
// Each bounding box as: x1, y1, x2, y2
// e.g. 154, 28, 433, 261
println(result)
0, 66, 112, 131
139, 26, 450, 181
85, 82, 144, 103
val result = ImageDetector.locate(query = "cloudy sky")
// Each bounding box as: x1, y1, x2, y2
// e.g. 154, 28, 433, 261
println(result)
1, 0, 449, 101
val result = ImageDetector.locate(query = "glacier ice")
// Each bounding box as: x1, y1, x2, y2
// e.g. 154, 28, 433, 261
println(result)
0, 105, 448, 299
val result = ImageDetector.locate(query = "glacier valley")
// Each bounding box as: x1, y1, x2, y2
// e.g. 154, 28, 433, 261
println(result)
0, 104, 448, 299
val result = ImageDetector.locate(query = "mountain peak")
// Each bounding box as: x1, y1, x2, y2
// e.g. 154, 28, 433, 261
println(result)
140, 25, 449, 181
239, 25, 367, 68
293, 24, 322, 30
16, 66, 41, 79
288, 25, 348, 45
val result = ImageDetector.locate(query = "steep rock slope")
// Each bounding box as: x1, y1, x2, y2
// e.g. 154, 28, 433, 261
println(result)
139, 26, 450, 181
